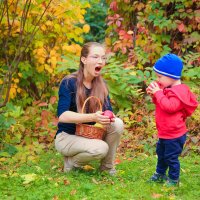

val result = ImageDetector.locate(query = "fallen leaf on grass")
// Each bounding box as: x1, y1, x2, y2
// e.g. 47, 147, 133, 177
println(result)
83, 165, 95, 171
181, 167, 186, 173
64, 179, 70, 185
114, 158, 121, 164
70, 189, 77, 195
10, 172, 19, 177
92, 178, 99, 184
0, 174, 7, 178
21, 173, 37, 184
52, 165, 58, 170
52, 196, 59, 200
152, 193, 163, 198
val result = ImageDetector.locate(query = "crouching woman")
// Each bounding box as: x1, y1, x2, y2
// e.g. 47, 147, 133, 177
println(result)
55, 42, 124, 175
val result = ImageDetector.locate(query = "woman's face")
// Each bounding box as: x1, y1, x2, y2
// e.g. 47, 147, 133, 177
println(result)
81, 46, 106, 79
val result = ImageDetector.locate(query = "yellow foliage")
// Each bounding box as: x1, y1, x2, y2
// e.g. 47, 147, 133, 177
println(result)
35, 41, 43, 48
14, 78, 19, 83
45, 20, 53, 27
18, 73, 22, 77
36, 65, 44, 73
50, 56, 57, 68
81, 9, 86, 15
130, 71, 136, 75
63, 45, 76, 53
50, 50, 57, 57
44, 64, 53, 74
83, 24, 90, 33
78, 37, 84, 44
105, 38, 112, 46
9, 87, 17, 99
17, 88, 21, 93
74, 27, 83, 35
1, 0, 91, 100
40, 24, 46, 31
137, 63, 144, 70
37, 57, 46, 64
36, 48, 46, 57
11, 19, 20, 27
79, 19, 85, 24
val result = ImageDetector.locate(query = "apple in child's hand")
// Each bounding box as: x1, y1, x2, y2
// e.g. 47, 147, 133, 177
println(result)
102, 110, 114, 121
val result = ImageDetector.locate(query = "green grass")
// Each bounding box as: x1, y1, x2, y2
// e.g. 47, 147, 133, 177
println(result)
0, 147, 200, 200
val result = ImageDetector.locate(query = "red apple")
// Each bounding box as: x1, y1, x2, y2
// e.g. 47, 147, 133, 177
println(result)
102, 110, 114, 121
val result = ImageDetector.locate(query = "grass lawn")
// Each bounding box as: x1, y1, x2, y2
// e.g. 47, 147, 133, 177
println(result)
0, 146, 199, 200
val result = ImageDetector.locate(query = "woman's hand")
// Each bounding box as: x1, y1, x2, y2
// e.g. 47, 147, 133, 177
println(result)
146, 81, 162, 95
93, 111, 112, 125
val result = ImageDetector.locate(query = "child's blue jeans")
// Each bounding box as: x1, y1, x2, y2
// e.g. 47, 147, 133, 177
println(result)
156, 134, 187, 181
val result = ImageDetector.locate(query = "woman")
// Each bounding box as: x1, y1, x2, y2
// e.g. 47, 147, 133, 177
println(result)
55, 42, 124, 175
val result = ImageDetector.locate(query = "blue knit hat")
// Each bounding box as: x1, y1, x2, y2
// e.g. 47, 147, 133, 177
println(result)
153, 54, 183, 80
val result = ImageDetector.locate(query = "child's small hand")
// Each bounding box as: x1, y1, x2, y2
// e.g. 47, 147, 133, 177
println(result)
147, 82, 162, 94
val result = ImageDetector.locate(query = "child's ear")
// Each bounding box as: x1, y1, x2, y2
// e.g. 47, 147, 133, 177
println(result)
81, 56, 87, 65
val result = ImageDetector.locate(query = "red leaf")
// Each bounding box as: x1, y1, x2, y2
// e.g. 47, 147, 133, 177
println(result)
122, 47, 127, 54
32, 100, 41, 106
38, 102, 48, 107
178, 23, 185, 32
110, 1, 118, 12
116, 20, 121, 27
114, 158, 121, 164
118, 30, 126, 35
50, 96, 57, 105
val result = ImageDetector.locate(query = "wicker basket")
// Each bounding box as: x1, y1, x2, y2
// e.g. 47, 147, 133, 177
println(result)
75, 96, 106, 140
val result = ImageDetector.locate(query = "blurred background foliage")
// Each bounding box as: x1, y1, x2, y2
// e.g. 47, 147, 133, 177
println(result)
0, 0, 199, 157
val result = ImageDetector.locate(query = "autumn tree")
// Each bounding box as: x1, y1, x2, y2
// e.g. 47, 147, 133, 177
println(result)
0, 0, 90, 109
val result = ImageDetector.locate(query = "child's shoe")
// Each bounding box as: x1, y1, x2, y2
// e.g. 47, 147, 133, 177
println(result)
165, 178, 179, 187
148, 172, 168, 183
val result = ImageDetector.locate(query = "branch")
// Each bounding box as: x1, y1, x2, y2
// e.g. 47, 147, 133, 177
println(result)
11, 0, 54, 73
0, 72, 12, 108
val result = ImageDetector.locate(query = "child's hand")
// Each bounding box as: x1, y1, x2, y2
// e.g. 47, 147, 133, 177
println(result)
146, 86, 153, 96
147, 82, 162, 94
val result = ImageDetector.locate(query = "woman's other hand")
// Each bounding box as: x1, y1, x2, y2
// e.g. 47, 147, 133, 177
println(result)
94, 111, 112, 125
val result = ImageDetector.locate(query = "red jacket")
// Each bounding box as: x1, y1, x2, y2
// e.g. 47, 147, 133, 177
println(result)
152, 84, 198, 139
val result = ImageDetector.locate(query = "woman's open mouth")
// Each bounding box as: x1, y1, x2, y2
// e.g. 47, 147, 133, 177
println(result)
95, 66, 102, 72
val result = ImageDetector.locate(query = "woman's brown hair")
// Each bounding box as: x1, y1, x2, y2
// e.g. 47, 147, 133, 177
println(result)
68, 42, 108, 113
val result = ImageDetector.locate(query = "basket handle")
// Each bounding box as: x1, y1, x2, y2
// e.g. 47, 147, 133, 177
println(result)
81, 96, 102, 113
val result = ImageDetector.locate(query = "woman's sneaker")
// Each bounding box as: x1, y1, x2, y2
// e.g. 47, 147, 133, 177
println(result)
99, 166, 117, 176
64, 157, 81, 172
64, 157, 74, 172
148, 172, 168, 183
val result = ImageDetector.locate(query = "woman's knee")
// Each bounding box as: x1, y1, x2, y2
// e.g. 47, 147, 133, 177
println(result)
54, 132, 67, 153
90, 141, 109, 159
111, 117, 124, 134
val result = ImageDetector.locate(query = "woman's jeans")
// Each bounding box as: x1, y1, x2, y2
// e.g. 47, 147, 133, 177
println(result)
55, 118, 124, 169
156, 134, 187, 180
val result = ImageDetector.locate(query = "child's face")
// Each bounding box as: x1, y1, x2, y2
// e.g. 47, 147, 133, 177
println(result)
155, 73, 177, 88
